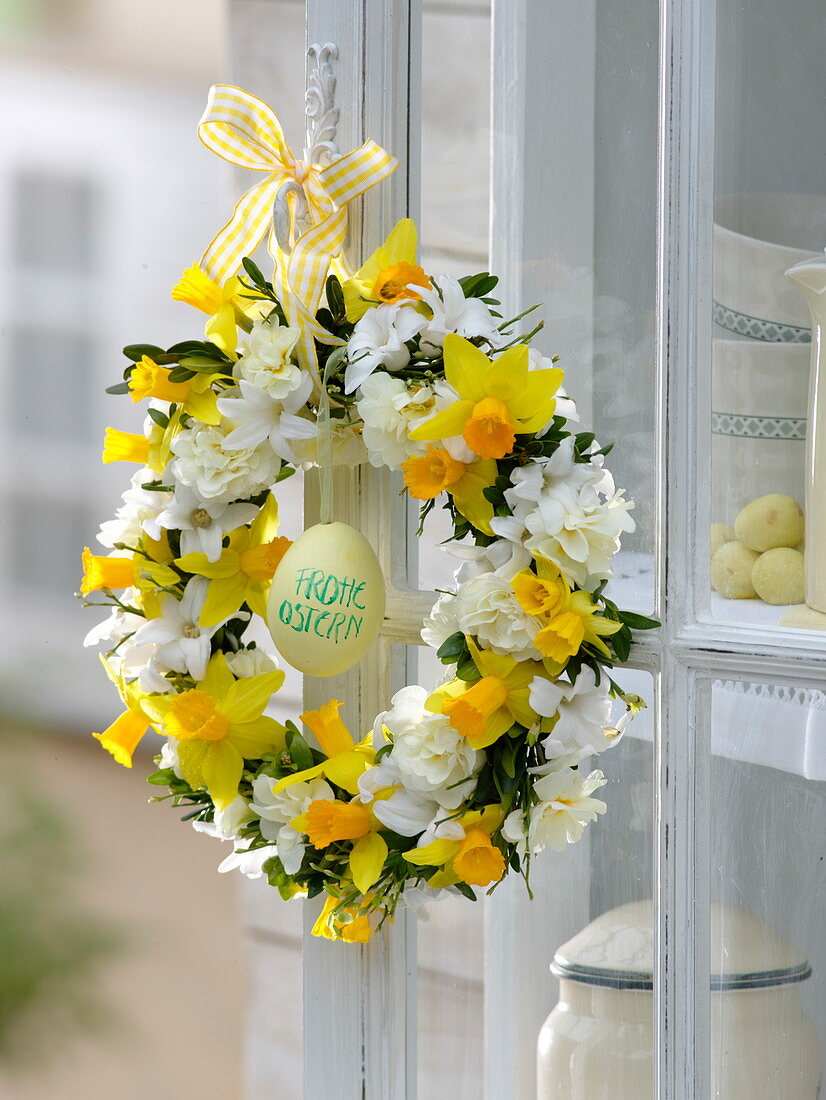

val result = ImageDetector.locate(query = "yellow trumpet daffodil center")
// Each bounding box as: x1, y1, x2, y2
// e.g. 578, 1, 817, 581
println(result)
92, 709, 148, 768
372, 260, 430, 304
102, 428, 150, 465
128, 356, 221, 424
80, 548, 135, 595
463, 396, 516, 460
129, 356, 192, 404
535, 610, 586, 663
172, 265, 225, 315
443, 675, 509, 739
512, 569, 566, 617
301, 698, 355, 757
165, 689, 230, 742
239, 537, 291, 580
296, 799, 372, 848
403, 446, 466, 500
312, 896, 372, 943
452, 828, 506, 887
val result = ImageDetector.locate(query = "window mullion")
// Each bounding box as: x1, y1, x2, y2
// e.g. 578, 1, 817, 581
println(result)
300, 4, 421, 1099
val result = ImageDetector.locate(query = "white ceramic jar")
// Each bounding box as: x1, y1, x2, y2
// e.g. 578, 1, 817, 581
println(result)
537, 900, 821, 1099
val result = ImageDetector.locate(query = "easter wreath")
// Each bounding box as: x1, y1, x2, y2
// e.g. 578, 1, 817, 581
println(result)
80, 85, 656, 942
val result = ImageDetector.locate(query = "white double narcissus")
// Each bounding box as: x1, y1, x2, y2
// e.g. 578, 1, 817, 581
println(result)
250, 775, 334, 874
235, 322, 303, 399
529, 665, 615, 760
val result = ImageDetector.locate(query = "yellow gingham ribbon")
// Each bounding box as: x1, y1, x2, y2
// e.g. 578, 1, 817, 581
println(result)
198, 85, 398, 373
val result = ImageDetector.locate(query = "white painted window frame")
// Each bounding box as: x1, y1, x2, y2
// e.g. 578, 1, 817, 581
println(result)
489, 2, 826, 1098
231, 0, 826, 1095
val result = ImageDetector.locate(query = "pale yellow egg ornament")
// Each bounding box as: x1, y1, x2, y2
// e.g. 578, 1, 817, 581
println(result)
266, 522, 386, 677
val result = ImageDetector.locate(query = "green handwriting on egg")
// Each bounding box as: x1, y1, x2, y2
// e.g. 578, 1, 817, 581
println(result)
277, 567, 368, 644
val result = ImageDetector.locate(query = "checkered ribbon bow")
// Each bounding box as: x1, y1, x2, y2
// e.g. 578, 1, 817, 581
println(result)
198, 84, 398, 372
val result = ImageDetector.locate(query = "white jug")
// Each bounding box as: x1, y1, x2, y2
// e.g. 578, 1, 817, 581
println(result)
785, 258, 826, 613
537, 900, 821, 1099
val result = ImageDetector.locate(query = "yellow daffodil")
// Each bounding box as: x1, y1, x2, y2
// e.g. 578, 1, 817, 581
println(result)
176, 494, 289, 627
427, 640, 542, 749
102, 428, 149, 465
409, 334, 563, 460
292, 797, 389, 894
512, 556, 621, 665
80, 547, 178, 597
171, 265, 258, 358
273, 699, 375, 796
342, 218, 430, 322
128, 355, 220, 425
102, 415, 183, 475
93, 656, 157, 767
404, 805, 505, 887
312, 895, 372, 943
402, 446, 498, 534
141, 651, 285, 810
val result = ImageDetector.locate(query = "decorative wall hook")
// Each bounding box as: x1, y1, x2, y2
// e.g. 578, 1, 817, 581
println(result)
273, 42, 340, 254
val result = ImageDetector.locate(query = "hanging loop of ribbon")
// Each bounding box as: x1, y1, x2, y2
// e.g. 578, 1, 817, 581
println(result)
273, 180, 310, 254
196, 84, 398, 375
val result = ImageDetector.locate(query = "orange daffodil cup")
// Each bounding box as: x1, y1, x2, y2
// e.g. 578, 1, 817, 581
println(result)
81, 76, 652, 948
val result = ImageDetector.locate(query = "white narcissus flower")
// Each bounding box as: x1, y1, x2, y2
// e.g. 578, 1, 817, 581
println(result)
225, 647, 278, 679
250, 775, 334, 874
131, 577, 231, 682
357, 759, 441, 835
236, 321, 302, 398
421, 591, 461, 651
291, 418, 368, 469
97, 468, 166, 549
502, 768, 607, 853
171, 419, 281, 503
217, 374, 316, 463
344, 302, 424, 393
452, 572, 540, 662
378, 685, 482, 808
159, 737, 182, 778
146, 483, 259, 562
416, 275, 502, 357
491, 438, 635, 588
356, 373, 437, 469
83, 601, 144, 650
192, 795, 256, 841
528, 347, 580, 424
529, 665, 614, 759
218, 843, 280, 879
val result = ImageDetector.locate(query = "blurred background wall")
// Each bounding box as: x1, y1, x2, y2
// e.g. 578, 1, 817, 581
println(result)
0, 1, 492, 1097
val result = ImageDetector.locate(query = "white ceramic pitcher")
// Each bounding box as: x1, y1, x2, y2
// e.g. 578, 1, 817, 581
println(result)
785, 258, 826, 613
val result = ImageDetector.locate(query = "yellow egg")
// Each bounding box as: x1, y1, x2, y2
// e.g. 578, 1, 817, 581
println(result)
266, 522, 386, 677
711, 522, 736, 557
710, 541, 758, 599
733, 494, 804, 552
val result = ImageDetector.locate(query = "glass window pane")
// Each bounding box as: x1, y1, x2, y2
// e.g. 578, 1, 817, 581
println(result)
410, 622, 655, 1096
13, 172, 96, 274
415, 2, 491, 598
710, 678, 825, 1094
709, 0, 826, 633
10, 325, 97, 443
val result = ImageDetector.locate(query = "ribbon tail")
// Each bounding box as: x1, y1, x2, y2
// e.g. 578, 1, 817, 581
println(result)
201, 173, 284, 284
